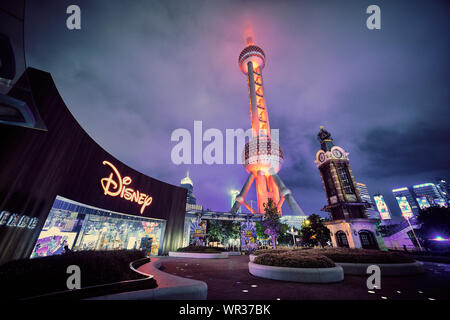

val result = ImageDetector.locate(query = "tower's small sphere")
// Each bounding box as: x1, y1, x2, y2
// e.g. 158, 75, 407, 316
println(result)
238, 45, 266, 74
242, 137, 284, 175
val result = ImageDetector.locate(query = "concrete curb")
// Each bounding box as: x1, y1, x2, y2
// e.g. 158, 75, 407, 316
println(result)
336, 261, 425, 276
248, 262, 344, 283
169, 251, 229, 259
88, 258, 207, 300
226, 251, 242, 256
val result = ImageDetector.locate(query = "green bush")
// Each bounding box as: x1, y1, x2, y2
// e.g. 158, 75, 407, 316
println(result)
253, 247, 415, 264
254, 251, 335, 268
176, 245, 227, 253
253, 249, 291, 256
0, 250, 154, 299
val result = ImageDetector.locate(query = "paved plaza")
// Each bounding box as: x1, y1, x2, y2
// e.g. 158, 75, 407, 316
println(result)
157, 255, 450, 300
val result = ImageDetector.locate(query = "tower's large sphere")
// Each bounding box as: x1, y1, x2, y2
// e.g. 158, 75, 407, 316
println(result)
242, 137, 284, 174
239, 45, 266, 74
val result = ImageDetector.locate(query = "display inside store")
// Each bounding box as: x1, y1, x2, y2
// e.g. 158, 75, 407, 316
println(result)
30, 196, 165, 258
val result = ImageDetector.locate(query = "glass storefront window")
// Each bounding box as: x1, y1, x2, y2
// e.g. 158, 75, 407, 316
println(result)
30, 196, 166, 258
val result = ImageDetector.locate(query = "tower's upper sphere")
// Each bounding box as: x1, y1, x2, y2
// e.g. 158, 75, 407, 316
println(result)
242, 137, 284, 175
239, 44, 266, 74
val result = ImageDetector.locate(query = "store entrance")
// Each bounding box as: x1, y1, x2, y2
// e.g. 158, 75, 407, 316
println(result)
30, 196, 166, 258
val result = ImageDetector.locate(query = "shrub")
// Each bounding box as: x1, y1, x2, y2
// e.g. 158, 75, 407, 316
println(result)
254, 251, 335, 268
0, 250, 153, 299
311, 248, 415, 264
253, 247, 311, 256
253, 247, 415, 264
253, 249, 290, 256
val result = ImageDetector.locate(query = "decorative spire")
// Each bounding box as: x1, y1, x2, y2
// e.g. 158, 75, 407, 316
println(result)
180, 170, 193, 186
317, 126, 335, 151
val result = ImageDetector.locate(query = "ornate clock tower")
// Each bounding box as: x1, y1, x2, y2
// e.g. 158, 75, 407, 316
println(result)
314, 127, 384, 250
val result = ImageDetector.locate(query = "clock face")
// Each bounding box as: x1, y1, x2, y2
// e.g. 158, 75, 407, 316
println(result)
332, 149, 343, 158
318, 153, 325, 162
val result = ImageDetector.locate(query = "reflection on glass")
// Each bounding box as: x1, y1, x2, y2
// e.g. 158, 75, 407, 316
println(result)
31, 196, 165, 258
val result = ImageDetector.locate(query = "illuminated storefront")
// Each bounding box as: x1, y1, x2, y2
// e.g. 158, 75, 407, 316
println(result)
31, 196, 166, 258
0, 68, 187, 264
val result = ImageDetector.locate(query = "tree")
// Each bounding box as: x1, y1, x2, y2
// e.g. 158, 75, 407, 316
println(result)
300, 214, 331, 247
416, 206, 450, 251
261, 198, 282, 249
206, 220, 240, 247
255, 221, 266, 239
206, 219, 222, 244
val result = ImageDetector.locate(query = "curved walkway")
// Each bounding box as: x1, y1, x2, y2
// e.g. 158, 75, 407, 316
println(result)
159, 255, 450, 300
89, 258, 207, 300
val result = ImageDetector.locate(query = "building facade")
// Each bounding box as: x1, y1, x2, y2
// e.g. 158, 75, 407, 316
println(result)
392, 187, 420, 216
392, 182, 448, 216
315, 127, 384, 250
280, 215, 308, 230
0, 69, 187, 264
413, 183, 448, 209
180, 170, 200, 208
436, 178, 450, 205
356, 182, 380, 219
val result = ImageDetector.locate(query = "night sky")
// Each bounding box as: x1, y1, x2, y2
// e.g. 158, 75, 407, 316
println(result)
25, 0, 450, 219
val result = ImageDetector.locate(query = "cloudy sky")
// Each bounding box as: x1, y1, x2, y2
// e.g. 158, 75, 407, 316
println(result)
25, 0, 450, 219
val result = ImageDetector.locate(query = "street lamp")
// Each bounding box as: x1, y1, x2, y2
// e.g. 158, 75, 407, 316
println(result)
402, 213, 423, 252
287, 227, 298, 247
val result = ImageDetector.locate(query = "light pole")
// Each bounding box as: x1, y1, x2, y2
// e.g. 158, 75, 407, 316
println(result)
403, 213, 423, 252
287, 227, 298, 247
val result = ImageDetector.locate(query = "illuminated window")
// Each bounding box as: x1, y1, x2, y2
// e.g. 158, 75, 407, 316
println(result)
338, 165, 354, 194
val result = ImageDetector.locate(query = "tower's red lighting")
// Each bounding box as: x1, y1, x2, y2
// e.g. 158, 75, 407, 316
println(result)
231, 38, 305, 216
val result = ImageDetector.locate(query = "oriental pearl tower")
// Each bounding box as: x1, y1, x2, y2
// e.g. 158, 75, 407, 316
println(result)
230, 37, 305, 216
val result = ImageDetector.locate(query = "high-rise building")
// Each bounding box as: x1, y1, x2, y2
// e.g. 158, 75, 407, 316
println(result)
315, 127, 384, 250
230, 190, 242, 213
356, 182, 379, 219
413, 183, 447, 208
230, 37, 304, 216
180, 170, 202, 211
392, 187, 420, 216
436, 178, 450, 205
280, 215, 308, 230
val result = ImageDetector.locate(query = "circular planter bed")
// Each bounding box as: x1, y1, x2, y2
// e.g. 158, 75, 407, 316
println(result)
249, 251, 343, 283
171, 246, 230, 258
310, 248, 424, 276
248, 262, 343, 283
336, 261, 424, 276
168, 252, 229, 259
250, 249, 294, 262
226, 251, 242, 256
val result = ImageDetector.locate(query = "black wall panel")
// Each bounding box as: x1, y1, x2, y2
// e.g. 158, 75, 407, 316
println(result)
0, 68, 187, 264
